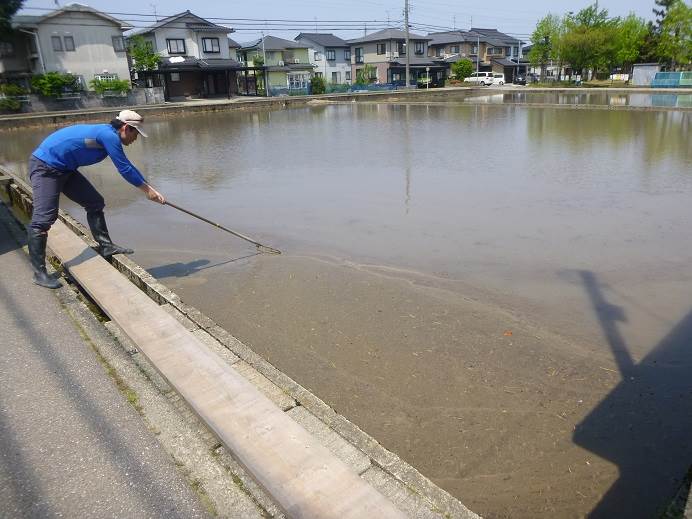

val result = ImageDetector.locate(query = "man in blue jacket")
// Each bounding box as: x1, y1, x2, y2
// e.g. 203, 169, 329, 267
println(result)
28, 109, 165, 289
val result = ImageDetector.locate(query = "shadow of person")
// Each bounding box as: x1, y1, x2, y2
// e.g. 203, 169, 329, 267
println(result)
147, 252, 261, 279
147, 259, 210, 278
573, 270, 692, 518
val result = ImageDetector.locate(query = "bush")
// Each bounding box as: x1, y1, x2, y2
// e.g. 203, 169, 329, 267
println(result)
31, 72, 80, 97
0, 83, 28, 96
0, 97, 21, 111
89, 78, 131, 95
310, 75, 326, 95
451, 59, 474, 80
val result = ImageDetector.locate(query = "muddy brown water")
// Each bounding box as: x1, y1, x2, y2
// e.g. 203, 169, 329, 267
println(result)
2, 99, 691, 518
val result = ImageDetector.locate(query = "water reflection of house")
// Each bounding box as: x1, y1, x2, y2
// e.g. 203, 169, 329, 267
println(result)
238, 36, 315, 96
3, 4, 131, 91
127, 11, 244, 100
347, 28, 445, 86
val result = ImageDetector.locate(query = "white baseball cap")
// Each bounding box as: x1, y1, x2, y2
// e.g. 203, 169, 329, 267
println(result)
116, 109, 148, 137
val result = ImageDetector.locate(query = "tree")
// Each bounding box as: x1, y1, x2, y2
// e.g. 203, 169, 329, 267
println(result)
310, 75, 325, 94
657, 0, 692, 69
559, 4, 620, 80
355, 63, 376, 84
451, 58, 474, 80
529, 14, 562, 80
653, 0, 677, 27
127, 35, 160, 71
0, 0, 23, 33
614, 14, 648, 74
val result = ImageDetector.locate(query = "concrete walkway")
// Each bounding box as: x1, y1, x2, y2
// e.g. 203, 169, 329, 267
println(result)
0, 202, 210, 518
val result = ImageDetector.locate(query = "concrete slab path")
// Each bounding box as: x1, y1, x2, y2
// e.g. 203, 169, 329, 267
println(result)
0, 202, 210, 519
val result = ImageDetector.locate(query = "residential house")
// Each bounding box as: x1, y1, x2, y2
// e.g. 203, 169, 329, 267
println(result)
294, 33, 351, 84
347, 29, 445, 86
228, 38, 241, 61
127, 10, 241, 100
3, 4, 131, 90
469, 28, 524, 81
426, 30, 482, 77
239, 36, 314, 95
427, 28, 526, 82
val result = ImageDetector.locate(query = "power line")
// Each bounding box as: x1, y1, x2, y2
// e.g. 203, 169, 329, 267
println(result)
20, 6, 400, 24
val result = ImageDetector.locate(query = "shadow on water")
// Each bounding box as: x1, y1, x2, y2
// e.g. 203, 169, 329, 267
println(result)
574, 270, 692, 518
147, 252, 260, 279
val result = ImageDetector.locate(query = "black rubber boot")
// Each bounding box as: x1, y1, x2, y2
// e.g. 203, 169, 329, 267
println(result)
27, 227, 61, 289
87, 210, 134, 257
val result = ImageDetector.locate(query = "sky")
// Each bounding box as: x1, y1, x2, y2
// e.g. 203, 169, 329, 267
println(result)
19, 0, 659, 44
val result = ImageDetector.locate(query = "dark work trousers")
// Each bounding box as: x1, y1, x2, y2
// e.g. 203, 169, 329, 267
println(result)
29, 156, 105, 232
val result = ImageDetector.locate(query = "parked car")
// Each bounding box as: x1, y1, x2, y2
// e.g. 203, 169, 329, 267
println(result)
513, 74, 526, 85
492, 73, 505, 85
463, 72, 494, 86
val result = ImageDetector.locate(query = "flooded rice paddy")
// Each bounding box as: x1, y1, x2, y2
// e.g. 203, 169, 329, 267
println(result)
2, 98, 691, 518
462, 90, 692, 108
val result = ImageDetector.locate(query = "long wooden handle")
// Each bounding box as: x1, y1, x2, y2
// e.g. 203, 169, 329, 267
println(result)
164, 201, 281, 254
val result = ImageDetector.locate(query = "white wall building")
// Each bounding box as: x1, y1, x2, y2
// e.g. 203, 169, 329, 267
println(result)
7, 4, 131, 89
294, 33, 352, 84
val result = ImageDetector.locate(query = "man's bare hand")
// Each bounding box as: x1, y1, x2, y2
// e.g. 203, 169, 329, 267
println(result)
139, 183, 166, 204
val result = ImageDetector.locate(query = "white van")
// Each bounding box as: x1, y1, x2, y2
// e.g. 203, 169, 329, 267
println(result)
463, 72, 494, 86
492, 73, 505, 85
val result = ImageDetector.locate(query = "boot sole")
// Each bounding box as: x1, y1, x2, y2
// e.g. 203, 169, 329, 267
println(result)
32, 276, 62, 289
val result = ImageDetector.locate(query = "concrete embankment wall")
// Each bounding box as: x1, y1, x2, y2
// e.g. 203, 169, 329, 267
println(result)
2, 86, 690, 131
0, 168, 479, 519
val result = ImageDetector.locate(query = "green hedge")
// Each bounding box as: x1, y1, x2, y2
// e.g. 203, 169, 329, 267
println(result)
89, 78, 131, 95
0, 83, 28, 96
31, 72, 80, 97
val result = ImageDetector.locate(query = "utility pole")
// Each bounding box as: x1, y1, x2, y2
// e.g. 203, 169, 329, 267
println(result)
404, 0, 411, 89
476, 33, 480, 77
261, 31, 268, 97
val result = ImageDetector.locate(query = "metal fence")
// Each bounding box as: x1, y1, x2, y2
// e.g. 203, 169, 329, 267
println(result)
267, 82, 406, 97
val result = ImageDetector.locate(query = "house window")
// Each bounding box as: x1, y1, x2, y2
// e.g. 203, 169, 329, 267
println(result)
202, 38, 220, 53
452, 45, 459, 53
94, 72, 118, 81
414, 41, 424, 55
64, 36, 75, 51
435, 47, 441, 57
471, 45, 478, 55
0, 41, 14, 57
377, 43, 386, 55
397, 42, 406, 56
332, 71, 339, 83
51, 36, 63, 52
369, 68, 377, 80
167, 39, 186, 55
326, 48, 335, 60
314, 51, 322, 61
315, 72, 323, 78
355, 47, 363, 63
345, 70, 351, 81
112, 36, 126, 52
487, 47, 503, 55
288, 73, 308, 89
170, 72, 181, 82
344, 49, 351, 60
